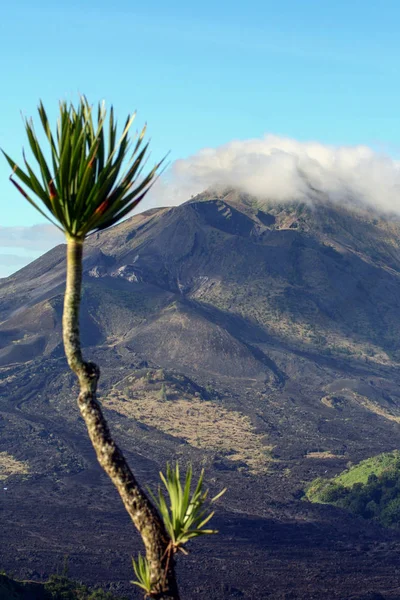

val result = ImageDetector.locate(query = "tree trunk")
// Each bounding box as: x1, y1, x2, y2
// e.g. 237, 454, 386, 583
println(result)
62, 236, 180, 600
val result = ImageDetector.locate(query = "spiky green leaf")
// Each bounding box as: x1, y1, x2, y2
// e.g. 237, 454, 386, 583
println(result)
2, 97, 164, 239
149, 462, 226, 552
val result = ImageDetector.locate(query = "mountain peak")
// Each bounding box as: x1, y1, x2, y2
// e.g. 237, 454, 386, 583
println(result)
3, 186, 400, 597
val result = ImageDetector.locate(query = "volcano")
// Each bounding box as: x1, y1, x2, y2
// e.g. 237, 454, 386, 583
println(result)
1, 189, 400, 599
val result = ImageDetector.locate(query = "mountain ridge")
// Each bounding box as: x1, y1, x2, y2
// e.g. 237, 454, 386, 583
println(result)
2, 189, 400, 598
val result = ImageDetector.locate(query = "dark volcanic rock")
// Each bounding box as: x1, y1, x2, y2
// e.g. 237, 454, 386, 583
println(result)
2, 190, 400, 598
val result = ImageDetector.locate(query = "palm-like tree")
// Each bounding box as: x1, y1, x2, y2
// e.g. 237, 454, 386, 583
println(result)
3, 97, 179, 599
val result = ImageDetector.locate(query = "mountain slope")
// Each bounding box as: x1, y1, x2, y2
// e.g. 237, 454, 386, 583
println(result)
2, 190, 400, 598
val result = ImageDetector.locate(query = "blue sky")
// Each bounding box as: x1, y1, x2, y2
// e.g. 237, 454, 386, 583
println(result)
1, 0, 400, 275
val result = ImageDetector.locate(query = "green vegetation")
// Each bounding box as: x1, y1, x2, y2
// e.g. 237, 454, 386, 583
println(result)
0, 573, 126, 600
45, 575, 125, 599
334, 452, 400, 486
149, 463, 226, 554
306, 451, 400, 528
131, 554, 152, 595
131, 463, 225, 590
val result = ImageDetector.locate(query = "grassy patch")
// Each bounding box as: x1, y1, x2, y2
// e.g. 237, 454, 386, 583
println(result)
320, 395, 345, 410
335, 451, 400, 487
0, 452, 29, 481
351, 392, 400, 424
306, 451, 343, 459
305, 451, 400, 529
102, 371, 272, 473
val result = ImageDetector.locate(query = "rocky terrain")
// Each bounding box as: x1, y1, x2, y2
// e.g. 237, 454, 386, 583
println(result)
1, 189, 400, 599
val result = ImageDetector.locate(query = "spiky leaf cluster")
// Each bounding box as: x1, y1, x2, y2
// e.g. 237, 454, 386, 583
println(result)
131, 553, 153, 595
2, 97, 165, 239
149, 463, 226, 553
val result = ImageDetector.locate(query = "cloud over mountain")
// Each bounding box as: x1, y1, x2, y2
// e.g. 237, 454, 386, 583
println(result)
3, 135, 400, 278
153, 135, 400, 214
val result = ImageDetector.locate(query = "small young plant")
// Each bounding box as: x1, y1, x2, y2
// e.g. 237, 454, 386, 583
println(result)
132, 463, 226, 595
149, 462, 226, 555
131, 553, 152, 596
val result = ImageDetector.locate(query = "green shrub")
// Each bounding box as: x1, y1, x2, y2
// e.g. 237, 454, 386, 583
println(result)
44, 574, 125, 600
305, 451, 400, 528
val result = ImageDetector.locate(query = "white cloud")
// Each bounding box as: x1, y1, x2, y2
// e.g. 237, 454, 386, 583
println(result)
3, 135, 400, 278
0, 223, 63, 250
0, 224, 63, 278
150, 135, 400, 214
